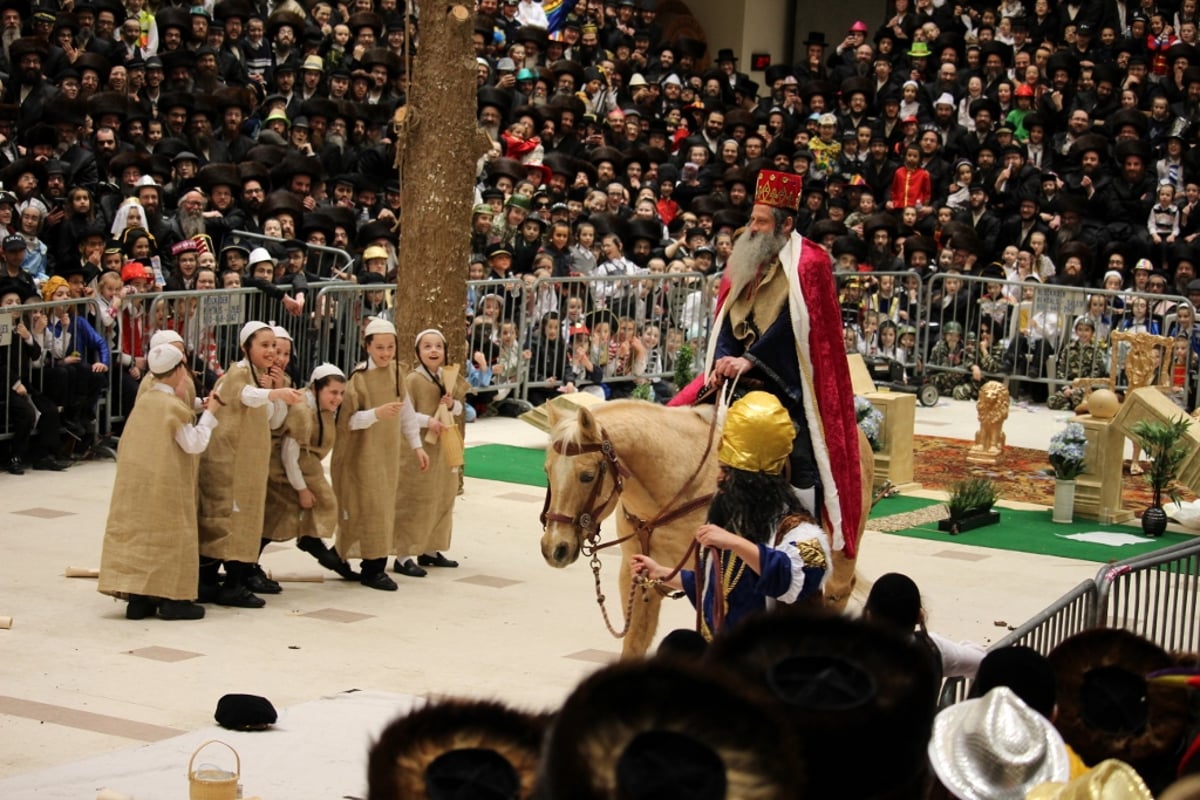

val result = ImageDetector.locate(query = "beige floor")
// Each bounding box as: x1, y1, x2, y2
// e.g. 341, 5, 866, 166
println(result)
0, 396, 1186, 793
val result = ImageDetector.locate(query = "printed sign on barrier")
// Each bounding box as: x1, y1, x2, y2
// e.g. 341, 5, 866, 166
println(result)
200, 293, 245, 327
0, 311, 11, 347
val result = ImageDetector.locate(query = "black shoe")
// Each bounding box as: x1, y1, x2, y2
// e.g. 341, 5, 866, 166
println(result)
216, 584, 266, 608
393, 558, 427, 578
315, 549, 360, 580
361, 571, 398, 591
32, 457, 68, 471
197, 582, 221, 603
418, 552, 459, 568
125, 595, 158, 620
245, 566, 282, 594
158, 599, 206, 620
6, 458, 24, 475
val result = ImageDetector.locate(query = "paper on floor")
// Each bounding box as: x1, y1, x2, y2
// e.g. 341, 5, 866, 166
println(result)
1057, 532, 1154, 547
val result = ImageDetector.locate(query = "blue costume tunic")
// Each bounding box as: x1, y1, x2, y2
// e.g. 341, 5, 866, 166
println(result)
680, 521, 829, 637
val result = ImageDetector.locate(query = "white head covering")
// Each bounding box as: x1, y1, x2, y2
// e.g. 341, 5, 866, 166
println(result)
272, 325, 293, 342
413, 327, 445, 347
1103, 270, 1125, 287
147, 343, 184, 375
310, 363, 345, 383
927, 686, 1070, 800
149, 329, 185, 349
239, 320, 272, 347
364, 317, 396, 339
935, 92, 956, 107
248, 247, 274, 266
110, 197, 147, 238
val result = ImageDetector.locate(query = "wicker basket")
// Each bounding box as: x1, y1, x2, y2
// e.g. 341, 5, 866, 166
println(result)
188, 740, 240, 800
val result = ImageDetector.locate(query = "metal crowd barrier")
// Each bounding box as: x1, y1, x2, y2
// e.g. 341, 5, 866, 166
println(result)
939, 537, 1200, 706
0, 293, 120, 445
231, 230, 356, 281
834, 270, 927, 379
1096, 538, 1200, 654
920, 273, 1196, 402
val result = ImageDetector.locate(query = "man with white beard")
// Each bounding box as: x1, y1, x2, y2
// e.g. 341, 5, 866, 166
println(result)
670, 169, 865, 563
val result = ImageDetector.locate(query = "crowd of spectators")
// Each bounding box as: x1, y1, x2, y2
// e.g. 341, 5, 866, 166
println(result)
8, 0, 1200, 466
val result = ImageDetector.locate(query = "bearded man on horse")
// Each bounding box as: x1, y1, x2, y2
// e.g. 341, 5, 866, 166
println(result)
671, 169, 865, 563
632, 391, 832, 638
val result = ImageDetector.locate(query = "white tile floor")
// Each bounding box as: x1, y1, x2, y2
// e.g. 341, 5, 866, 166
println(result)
0, 396, 1189, 786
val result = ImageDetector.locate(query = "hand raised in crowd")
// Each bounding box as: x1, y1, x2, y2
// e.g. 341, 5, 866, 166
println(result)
30, 310, 46, 336
375, 400, 404, 419
267, 364, 286, 388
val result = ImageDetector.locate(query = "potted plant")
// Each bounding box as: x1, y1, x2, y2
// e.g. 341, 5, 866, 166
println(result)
938, 477, 1001, 534
1048, 422, 1088, 523
1128, 418, 1192, 537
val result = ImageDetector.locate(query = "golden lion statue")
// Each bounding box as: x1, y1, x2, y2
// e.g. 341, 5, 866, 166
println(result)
968, 381, 1010, 463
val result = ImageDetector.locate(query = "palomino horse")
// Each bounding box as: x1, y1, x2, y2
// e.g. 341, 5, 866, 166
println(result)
540, 399, 875, 658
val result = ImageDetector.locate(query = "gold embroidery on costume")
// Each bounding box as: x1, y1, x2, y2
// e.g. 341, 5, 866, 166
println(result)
793, 538, 827, 570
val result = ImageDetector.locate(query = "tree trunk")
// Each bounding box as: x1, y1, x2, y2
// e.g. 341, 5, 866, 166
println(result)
394, 3, 490, 368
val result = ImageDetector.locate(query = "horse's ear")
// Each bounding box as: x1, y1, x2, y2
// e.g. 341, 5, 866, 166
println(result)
577, 406, 599, 438
546, 402, 563, 428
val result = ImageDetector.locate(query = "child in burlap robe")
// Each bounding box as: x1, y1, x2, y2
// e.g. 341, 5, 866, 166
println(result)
197, 321, 304, 608
263, 363, 358, 579
99, 345, 218, 621
392, 329, 470, 578
332, 317, 429, 592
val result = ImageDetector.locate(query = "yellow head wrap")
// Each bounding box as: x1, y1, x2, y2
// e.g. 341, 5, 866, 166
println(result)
41, 275, 69, 302
717, 391, 795, 475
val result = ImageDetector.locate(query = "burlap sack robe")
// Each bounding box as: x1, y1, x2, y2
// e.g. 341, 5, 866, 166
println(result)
393, 368, 468, 559
198, 362, 272, 563
263, 400, 338, 541
99, 389, 202, 601
333, 363, 406, 560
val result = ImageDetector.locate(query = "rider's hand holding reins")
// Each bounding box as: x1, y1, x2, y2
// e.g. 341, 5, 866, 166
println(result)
708, 355, 752, 387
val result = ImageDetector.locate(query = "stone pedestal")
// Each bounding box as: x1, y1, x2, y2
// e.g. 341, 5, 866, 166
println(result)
1112, 387, 1200, 494
866, 391, 919, 491
1073, 414, 1135, 524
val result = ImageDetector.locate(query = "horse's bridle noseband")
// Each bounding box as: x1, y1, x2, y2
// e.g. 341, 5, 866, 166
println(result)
540, 427, 631, 550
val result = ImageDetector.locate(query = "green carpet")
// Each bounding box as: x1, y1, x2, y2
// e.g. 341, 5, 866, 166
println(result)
464, 444, 548, 487
465, 445, 1195, 564
870, 494, 1194, 563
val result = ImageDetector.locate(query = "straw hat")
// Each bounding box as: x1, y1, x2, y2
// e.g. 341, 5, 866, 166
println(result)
928, 686, 1070, 800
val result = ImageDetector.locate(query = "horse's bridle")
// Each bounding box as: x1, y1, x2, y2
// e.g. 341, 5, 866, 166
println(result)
539, 427, 631, 552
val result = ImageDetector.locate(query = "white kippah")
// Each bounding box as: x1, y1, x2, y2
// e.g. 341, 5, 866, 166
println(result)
148, 343, 184, 374
272, 325, 293, 342
149, 329, 184, 349
311, 363, 345, 383
239, 320, 272, 347
364, 317, 396, 339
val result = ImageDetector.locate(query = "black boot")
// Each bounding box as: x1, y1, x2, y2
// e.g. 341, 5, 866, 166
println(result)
218, 562, 266, 608
125, 595, 159, 620
198, 558, 222, 603
298, 537, 359, 580
158, 599, 205, 620
360, 558, 397, 591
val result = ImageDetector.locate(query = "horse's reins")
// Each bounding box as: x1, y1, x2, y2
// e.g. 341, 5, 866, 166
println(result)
539, 406, 722, 637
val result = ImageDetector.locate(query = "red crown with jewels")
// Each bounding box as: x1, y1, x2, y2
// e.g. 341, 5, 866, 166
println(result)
754, 169, 802, 211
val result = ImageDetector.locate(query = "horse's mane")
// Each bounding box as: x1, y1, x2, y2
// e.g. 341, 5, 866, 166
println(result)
548, 400, 715, 451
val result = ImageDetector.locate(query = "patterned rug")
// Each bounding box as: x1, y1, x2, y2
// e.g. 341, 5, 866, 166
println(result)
910, 435, 1195, 509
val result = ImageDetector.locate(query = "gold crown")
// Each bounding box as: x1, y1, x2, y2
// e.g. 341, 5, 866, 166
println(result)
754, 168, 802, 211
717, 391, 795, 475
